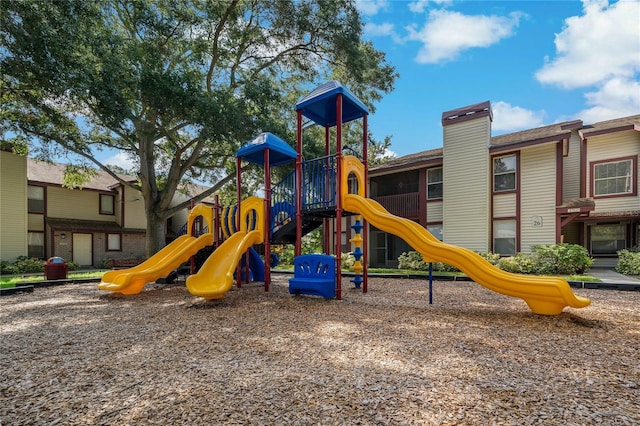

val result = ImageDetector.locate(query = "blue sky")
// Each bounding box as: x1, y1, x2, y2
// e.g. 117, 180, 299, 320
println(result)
355, 0, 640, 157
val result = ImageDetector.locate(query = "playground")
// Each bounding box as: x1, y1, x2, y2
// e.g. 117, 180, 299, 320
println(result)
1, 277, 639, 424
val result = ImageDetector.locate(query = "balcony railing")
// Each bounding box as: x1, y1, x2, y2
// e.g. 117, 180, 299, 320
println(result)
373, 192, 420, 218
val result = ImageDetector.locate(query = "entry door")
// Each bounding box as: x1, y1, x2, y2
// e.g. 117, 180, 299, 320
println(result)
73, 233, 93, 266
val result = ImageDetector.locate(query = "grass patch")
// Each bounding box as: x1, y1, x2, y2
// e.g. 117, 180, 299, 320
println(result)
0, 270, 107, 285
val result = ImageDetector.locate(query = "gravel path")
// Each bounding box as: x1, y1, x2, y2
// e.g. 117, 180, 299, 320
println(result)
1, 275, 639, 425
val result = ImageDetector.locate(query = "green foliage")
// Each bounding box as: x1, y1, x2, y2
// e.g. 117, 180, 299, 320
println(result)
1, 0, 397, 255
398, 250, 500, 272
498, 253, 535, 274
398, 244, 592, 276
1, 256, 44, 274
615, 249, 640, 275
531, 244, 593, 275
341, 253, 355, 270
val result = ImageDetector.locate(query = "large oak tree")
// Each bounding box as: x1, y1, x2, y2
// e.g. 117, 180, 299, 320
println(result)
0, 0, 397, 255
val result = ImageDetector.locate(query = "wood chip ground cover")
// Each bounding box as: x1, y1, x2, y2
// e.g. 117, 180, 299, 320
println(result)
1, 275, 638, 425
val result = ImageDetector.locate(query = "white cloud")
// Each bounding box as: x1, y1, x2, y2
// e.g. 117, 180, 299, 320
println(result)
364, 22, 395, 37
356, 0, 389, 16
535, 0, 640, 123
406, 10, 524, 64
103, 151, 136, 171
576, 77, 640, 123
535, 0, 640, 89
491, 101, 545, 132
408, 0, 453, 14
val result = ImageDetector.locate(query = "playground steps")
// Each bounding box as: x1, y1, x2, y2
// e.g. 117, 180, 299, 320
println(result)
271, 215, 323, 244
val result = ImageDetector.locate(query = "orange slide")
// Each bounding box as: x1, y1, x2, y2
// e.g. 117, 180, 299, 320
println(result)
341, 155, 591, 315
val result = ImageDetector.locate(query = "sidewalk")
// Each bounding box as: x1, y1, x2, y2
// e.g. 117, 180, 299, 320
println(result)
583, 268, 640, 291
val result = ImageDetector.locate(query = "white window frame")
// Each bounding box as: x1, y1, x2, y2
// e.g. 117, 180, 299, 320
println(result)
592, 157, 636, 197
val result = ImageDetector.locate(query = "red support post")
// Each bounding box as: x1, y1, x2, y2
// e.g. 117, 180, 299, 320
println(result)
323, 125, 330, 254
295, 110, 303, 256
236, 157, 242, 288
335, 94, 343, 300
362, 113, 369, 293
264, 148, 271, 292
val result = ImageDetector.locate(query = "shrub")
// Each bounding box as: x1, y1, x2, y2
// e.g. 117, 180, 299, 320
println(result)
615, 249, 640, 275
14, 256, 45, 273
531, 244, 593, 275
341, 252, 355, 270
498, 254, 535, 274
398, 251, 429, 271
0, 261, 19, 275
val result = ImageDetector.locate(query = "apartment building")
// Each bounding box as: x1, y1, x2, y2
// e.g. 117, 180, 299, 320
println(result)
367, 102, 639, 268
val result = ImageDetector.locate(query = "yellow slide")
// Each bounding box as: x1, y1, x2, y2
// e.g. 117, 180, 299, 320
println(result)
98, 233, 213, 295
186, 229, 263, 300
341, 155, 590, 315
99, 203, 215, 295
186, 196, 265, 300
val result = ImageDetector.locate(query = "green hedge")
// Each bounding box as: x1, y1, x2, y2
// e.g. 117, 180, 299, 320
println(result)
1, 256, 79, 275
398, 243, 593, 275
615, 249, 640, 275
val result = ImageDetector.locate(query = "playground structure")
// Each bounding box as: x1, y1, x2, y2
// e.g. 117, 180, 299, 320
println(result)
99, 81, 591, 315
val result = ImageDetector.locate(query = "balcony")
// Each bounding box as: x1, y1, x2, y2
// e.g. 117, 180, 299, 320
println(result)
373, 192, 420, 218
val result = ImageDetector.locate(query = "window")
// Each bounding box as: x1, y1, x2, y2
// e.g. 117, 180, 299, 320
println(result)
28, 232, 45, 258
28, 185, 44, 213
427, 224, 443, 241
100, 194, 115, 215
592, 158, 635, 197
493, 220, 516, 255
427, 168, 443, 200
106, 233, 121, 251
591, 224, 626, 255
493, 155, 517, 192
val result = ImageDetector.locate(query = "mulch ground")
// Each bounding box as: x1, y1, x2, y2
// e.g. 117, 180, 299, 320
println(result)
1, 274, 639, 425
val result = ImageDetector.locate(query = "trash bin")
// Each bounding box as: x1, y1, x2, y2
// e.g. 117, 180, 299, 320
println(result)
44, 257, 68, 280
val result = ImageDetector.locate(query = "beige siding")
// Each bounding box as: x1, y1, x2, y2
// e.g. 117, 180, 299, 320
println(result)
443, 117, 491, 252
493, 193, 516, 218
0, 151, 28, 260
562, 132, 581, 200
586, 130, 640, 213
28, 214, 45, 231
122, 185, 146, 229
47, 186, 113, 221
520, 145, 557, 254
425, 200, 443, 222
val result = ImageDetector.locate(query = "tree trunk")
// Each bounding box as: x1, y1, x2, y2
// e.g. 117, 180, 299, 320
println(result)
145, 210, 166, 257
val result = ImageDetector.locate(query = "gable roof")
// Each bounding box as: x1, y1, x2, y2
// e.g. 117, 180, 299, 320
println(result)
27, 158, 133, 191
579, 114, 640, 138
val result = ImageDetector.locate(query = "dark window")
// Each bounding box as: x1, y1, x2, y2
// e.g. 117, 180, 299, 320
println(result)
372, 170, 419, 196
593, 158, 634, 196
493, 220, 516, 255
100, 194, 115, 215
591, 224, 626, 255
493, 155, 516, 192
28, 185, 44, 213
28, 232, 45, 258
427, 168, 443, 200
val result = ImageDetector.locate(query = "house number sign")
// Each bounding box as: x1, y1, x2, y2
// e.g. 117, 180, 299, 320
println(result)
532, 216, 543, 227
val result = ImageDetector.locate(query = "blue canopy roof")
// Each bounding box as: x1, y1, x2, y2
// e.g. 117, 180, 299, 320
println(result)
296, 81, 369, 127
236, 132, 297, 166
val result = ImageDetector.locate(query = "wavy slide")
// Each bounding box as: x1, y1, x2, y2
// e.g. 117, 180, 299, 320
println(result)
98, 233, 213, 295
186, 230, 264, 300
341, 155, 590, 315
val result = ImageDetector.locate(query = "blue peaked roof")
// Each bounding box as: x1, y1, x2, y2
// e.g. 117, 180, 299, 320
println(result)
236, 132, 297, 166
296, 81, 369, 127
